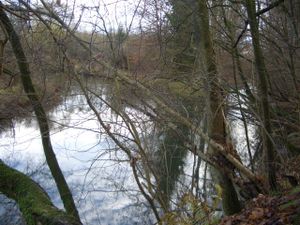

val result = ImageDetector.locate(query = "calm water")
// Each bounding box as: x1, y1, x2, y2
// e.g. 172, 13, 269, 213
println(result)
0, 87, 154, 225
0, 81, 254, 224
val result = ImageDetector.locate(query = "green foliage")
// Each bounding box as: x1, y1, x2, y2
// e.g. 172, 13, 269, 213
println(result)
160, 192, 222, 225
290, 186, 300, 195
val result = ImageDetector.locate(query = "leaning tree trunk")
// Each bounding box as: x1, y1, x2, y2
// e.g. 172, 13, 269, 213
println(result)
0, 4, 82, 223
197, 0, 242, 215
0, 160, 81, 225
244, 0, 278, 191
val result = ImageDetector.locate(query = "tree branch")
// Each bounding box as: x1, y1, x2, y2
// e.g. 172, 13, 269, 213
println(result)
234, 0, 285, 48
0, 4, 82, 223
25, 0, 264, 189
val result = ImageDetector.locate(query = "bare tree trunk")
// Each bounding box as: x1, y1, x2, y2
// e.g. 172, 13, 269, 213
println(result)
244, 0, 278, 191
197, 0, 242, 215
0, 5, 82, 223
220, 5, 255, 172
0, 39, 7, 76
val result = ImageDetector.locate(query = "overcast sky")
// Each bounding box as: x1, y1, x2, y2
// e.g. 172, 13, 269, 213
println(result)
59, 0, 143, 32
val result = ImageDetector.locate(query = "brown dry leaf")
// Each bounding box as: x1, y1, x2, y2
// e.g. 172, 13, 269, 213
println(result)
220, 187, 300, 225
249, 207, 265, 220
239, 222, 249, 225
224, 220, 232, 225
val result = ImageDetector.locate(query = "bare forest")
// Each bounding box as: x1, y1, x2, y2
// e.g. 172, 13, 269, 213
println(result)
0, 0, 300, 224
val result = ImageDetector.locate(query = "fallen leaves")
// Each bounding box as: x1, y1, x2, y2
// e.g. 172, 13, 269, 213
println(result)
220, 187, 300, 225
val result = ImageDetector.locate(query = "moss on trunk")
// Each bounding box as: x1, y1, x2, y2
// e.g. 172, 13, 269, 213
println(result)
0, 161, 81, 225
0, 4, 81, 223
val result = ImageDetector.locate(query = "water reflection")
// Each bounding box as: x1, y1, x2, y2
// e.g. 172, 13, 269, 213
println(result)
0, 78, 253, 224
0, 83, 152, 225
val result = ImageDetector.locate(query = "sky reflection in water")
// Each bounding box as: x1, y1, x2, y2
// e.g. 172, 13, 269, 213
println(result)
0, 92, 150, 225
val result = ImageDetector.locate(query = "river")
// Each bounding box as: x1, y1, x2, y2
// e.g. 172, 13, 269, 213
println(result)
0, 79, 254, 225
0, 83, 155, 225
